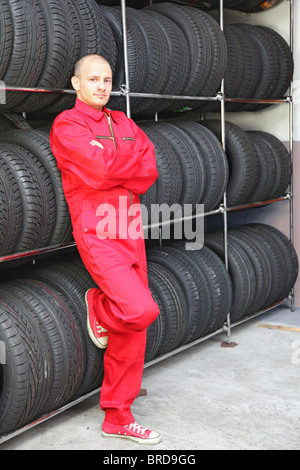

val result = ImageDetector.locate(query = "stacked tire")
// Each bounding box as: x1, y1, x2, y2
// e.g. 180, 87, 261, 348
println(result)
0, 257, 104, 436
146, 242, 233, 359
0, 243, 232, 435
205, 224, 298, 322
202, 120, 291, 206
0, 118, 291, 257
140, 119, 290, 215
222, 23, 293, 111
0, 1, 292, 115
0, 129, 72, 257
104, 2, 227, 114
0, 222, 297, 435
139, 120, 228, 215
0, 0, 118, 113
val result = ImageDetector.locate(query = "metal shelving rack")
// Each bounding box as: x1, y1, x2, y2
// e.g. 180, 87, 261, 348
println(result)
0, 0, 295, 445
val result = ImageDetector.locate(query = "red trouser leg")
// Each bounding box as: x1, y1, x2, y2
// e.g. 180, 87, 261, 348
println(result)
73, 224, 159, 425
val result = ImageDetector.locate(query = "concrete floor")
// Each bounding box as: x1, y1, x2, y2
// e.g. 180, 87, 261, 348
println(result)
1, 304, 300, 451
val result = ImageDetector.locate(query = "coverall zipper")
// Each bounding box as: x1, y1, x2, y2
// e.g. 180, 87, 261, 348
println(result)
105, 113, 133, 222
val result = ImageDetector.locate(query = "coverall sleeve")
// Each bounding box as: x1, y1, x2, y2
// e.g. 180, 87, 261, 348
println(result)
50, 113, 147, 190
121, 120, 159, 195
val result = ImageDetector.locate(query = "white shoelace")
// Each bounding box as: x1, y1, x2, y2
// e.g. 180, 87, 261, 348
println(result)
95, 322, 107, 335
126, 422, 147, 436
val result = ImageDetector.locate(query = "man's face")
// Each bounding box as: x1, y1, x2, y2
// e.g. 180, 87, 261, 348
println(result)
71, 58, 113, 111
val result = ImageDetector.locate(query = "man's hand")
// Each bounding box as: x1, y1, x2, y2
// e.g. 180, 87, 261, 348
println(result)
90, 140, 104, 149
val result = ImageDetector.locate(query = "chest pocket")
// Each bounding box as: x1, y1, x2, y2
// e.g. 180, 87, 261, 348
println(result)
96, 136, 136, 150
116, 136, 136, 150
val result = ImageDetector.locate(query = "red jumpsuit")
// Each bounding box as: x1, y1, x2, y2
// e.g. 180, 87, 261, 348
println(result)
50, 98, 160, 426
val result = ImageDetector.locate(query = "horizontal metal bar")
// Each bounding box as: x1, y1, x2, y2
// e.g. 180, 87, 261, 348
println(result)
0, 387, 101, 445
227, 298, 289, 329
224, 96, 290, 104
0, 85, 291, 105
124, 91, 221, 101
225, 195, 291, 212
0, 243, 76, 264
144, 325, 227, 369
143, 206, 223, 232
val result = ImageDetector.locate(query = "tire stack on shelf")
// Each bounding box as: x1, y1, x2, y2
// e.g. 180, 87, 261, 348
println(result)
0, 257, 104, 437
0, 129, 72, 257
1, 221, 297, 436
0, 244, 232, 434
100, 2, 227, 114
0, 1, 292, 116
205, 224, 298, 323
0, 0, 118, 113
139, 119, 291, 216
0, 0, 298, 440
0, 119, 291, 258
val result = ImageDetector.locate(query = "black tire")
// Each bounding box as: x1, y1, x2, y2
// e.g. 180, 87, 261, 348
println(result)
257, 26, 293, 101
1, 142, 56, 249
101, 6, 149, 113
223, 24, 262, 112
0, 1, 13, 81
146, 2, 212, 104
148, 261, 188, 354
153, 121, 206, 208
0, 286, 54, 425
125, 7, 171, 115
247, 224, 298, 301
139, 123, 183, 208
147, 245, 211, 343
205, 231, 256, 322
234, 24, 280, 111
142, 9, 191, 113
234, 224, 287, 308
0, 307, 36, 435
13, 0, 74, 112
247, 131, 291, 199
172, 121, 228, 211
0, 143, 46, 253
170, 242, 232, 333
227, 231, 272, 314
246, 131, 277, 203
0, 158, 23, 256
20, 259, 105, 397
44, 1, 118, 114
0, 129, 71, 245
202, 120, 260, 207
145, 278, 165, 362
1, 0, 47, 110
10, 279, 86, 409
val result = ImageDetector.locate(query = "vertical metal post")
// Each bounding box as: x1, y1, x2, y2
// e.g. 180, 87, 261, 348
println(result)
120, 0, 131, 118
219, 0, 231, 343
289, 0, 295, 310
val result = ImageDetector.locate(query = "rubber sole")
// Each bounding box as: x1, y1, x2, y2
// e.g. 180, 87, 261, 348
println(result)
102, 430, 162, 445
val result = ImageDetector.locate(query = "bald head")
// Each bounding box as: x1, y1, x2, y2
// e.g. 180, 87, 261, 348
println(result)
71, 54, 113, 111
74, 54, 111, 78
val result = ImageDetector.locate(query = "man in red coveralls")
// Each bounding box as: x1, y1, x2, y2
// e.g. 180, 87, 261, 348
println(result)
50, 54, 161, 445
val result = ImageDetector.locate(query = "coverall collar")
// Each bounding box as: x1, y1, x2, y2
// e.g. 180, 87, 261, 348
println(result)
75, 98, 113, 122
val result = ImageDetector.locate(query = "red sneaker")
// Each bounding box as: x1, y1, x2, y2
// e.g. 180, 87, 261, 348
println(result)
85, 288, 108, 349
102, 421, 162, 445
